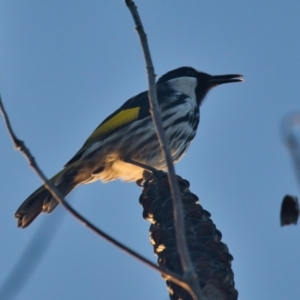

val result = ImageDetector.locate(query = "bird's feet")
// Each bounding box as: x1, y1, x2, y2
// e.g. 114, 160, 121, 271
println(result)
124, 157, 164, 186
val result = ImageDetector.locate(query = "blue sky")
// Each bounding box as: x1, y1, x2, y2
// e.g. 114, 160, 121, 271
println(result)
1, 1, 300, 299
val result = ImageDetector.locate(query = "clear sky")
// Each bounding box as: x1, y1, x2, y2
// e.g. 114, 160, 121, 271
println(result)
1, 1, 300, 299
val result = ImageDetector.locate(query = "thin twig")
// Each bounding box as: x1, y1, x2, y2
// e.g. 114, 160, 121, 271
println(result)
125, 1, 203, 299
283, 113, 300, 189
0, 208, 65, 300
0, 92, 194, 297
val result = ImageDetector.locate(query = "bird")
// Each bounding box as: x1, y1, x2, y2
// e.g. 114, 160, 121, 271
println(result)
15, 66, 243, 228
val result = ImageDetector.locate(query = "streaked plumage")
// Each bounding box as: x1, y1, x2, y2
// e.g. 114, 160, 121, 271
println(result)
15, 66, 243, 228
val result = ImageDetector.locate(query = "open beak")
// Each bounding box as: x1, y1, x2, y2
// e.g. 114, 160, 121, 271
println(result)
208, 74, 244, 85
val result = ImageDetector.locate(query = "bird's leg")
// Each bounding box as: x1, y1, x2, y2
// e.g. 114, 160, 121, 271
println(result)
123, 157, 164, 185
124, 157, 158, 173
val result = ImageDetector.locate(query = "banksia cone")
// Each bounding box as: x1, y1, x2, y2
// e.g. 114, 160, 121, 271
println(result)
139, 171, 237, 300
280, 194, 299, 226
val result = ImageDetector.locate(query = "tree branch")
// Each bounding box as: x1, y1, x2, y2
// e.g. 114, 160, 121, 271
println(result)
281, 113, 300, 226
0, 208, 64, 300
0, 91, 196, 299
125, 1, 203, 299
282, 113, 300, 188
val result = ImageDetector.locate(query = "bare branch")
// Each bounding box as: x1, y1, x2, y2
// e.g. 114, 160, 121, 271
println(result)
0, 208, 65, 300
281, 113, 300, 226
125, 1, 202, 299
0, 91, 194, 297
282, 113, 300, 187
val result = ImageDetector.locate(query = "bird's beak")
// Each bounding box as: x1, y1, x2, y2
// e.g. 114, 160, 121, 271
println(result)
208, 74, 244, 86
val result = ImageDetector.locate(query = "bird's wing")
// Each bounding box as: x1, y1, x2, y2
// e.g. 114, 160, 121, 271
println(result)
64, 90, 151, 166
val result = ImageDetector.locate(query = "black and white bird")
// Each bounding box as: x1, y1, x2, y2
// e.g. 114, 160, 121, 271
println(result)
15, 66, 243, 228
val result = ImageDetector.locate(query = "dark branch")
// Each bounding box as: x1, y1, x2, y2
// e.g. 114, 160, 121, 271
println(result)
0, 208, 65, 300
281, 113, 300, 226
124, 1, 203, 299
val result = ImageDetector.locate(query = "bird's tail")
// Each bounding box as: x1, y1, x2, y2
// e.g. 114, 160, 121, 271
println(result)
15, 166, 78, 228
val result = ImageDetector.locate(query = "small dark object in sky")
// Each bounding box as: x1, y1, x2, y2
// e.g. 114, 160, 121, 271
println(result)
280, 195, 299, 226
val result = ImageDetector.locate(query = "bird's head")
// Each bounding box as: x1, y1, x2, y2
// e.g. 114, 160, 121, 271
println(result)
157, 66, 243, 105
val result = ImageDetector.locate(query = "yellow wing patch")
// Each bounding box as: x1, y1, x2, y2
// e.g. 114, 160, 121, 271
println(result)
88, 107, 140, 141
